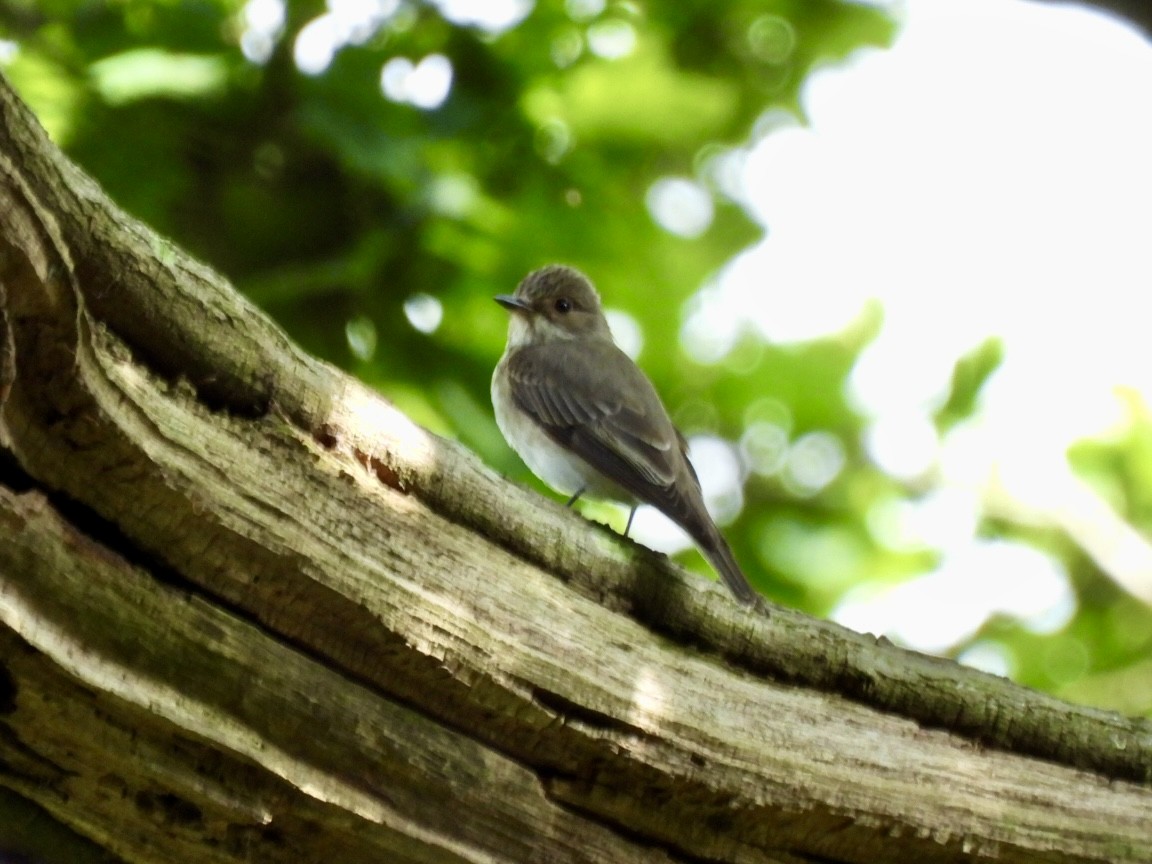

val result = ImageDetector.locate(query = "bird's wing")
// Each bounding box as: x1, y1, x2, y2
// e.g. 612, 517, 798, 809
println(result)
506, 341, 698, 510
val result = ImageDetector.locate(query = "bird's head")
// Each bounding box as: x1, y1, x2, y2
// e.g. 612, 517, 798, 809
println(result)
495, 265, 614, 347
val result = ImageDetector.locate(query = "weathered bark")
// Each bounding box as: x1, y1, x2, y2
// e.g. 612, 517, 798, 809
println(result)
0, 72, 1149, 864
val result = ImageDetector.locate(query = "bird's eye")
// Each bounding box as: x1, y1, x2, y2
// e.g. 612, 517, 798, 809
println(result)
554, 297, 572, 313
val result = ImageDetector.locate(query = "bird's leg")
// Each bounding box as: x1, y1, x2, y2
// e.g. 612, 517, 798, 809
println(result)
565, 487, 586, 508
623, 504, 638, 537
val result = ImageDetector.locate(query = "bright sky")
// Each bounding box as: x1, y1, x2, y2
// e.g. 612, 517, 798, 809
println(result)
705, 0, 1152, 667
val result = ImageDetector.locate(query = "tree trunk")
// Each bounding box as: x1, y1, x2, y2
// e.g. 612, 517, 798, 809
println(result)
0, 73, 1149, 864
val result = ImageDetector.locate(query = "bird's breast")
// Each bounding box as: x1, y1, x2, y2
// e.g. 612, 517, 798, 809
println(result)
492, 358, 628, 501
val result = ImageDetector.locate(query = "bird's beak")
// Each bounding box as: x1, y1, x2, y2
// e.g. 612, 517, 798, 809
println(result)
494, 294, 532, 313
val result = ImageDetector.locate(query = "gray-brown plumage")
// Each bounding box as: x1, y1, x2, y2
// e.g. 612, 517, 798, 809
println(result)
491, 264, 761, 607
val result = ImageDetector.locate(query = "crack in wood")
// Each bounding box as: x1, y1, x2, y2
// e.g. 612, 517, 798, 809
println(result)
531, 685, 654, 740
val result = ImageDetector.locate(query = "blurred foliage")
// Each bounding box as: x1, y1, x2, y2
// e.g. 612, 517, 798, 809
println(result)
934, 337, 1003, 433
2, 0, 1149, 719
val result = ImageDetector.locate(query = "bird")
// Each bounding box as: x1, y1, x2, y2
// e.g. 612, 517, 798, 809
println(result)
491, 264, 762, 607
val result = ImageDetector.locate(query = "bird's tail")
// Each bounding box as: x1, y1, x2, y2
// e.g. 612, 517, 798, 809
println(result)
697, 527, 762, 609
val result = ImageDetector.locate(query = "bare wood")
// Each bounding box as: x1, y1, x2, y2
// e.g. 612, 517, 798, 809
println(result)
0, 72, 1149, 864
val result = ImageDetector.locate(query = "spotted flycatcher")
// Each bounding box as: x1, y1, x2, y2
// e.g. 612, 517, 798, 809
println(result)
492, 264, 760, 607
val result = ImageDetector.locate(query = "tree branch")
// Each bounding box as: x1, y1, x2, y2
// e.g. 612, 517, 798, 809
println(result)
1, 72, 1149, 863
